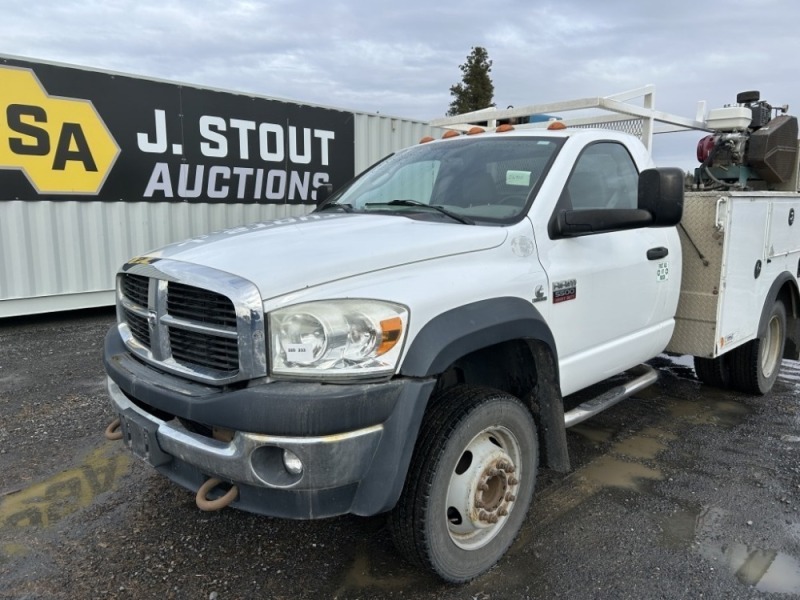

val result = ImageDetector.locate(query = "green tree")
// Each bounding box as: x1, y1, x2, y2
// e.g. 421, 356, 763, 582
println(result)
447, 46, 495, 116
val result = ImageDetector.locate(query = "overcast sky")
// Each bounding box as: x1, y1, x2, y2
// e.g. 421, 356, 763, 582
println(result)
2, 0, 799, 168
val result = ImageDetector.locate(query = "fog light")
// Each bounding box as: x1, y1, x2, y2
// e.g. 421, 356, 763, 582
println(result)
282, 449, 304, 475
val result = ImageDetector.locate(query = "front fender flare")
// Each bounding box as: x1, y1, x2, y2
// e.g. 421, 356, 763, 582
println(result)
400, 297, 558, 378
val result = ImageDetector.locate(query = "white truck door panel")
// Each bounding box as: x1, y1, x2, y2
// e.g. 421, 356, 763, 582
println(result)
534, 141, 677, 395
543, 227, 674, 394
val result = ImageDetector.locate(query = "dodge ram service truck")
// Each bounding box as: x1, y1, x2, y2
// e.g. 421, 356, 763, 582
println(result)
103, 87, 800, 582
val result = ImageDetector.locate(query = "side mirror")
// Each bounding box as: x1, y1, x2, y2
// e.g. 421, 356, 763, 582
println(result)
315, 183, 334, 206
555, 208, 653, 237
638, 168, 684, 226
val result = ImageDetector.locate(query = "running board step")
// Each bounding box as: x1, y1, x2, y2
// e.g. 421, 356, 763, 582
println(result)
563, 364, 658, 428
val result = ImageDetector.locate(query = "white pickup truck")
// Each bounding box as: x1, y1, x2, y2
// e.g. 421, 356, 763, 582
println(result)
103, 88, 800, 582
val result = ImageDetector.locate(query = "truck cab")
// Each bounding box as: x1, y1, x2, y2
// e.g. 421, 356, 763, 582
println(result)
104, 86, 797, 584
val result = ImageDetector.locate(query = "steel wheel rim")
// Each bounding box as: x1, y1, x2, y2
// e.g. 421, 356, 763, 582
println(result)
761, 314, 783, 379
445, 426, 522, 550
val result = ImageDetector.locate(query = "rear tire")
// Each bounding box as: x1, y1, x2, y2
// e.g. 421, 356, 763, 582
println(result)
693, 355, 730, 388
388, 385, 538, 583
729, 300, 787, 395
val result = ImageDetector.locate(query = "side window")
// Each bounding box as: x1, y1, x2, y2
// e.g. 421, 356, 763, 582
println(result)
562, 143, 639, 210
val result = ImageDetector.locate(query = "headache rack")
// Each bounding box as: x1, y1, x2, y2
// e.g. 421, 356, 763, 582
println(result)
430, 85, 711, 151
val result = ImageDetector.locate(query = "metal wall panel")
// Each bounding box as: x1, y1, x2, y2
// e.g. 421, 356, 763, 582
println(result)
0, 201, 307, 317
1, 115, 441, 317
353, 114, 441, 174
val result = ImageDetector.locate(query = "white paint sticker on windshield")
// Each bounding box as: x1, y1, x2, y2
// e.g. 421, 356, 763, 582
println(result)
506, 170, 531, 186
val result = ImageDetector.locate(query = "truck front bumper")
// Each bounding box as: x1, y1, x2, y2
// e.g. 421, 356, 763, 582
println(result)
104, 327, 435, 519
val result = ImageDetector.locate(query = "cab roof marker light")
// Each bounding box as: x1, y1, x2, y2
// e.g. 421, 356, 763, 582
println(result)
419, 136, 435, 144
496, 124, 515, 133
547, 121, 567, 130
442, 130, 461, 139
467, 126, 485, 135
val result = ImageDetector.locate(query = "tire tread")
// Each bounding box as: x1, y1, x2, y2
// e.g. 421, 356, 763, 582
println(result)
728, 300, 786, 395
388, 385, 537, 582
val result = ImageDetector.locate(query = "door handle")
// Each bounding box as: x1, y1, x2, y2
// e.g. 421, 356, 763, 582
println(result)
647, 247, 668, 260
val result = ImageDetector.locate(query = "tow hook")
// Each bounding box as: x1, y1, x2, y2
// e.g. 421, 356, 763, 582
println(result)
196, 478, 239, 511
104, 417, 123, 441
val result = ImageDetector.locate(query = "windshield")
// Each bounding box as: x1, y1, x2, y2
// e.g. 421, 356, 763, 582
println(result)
321, 136, 562, 224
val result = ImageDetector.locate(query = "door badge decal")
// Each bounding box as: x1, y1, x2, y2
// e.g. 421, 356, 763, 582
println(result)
553, 279, 577, 303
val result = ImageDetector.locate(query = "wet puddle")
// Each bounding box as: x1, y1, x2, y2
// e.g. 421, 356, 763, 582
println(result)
0, 443, 130, 560
570, 423, 615, 445
578, 456, 662, 490
701, 543, 800, 594
661, 505, 800, 594
650, 353, 698, 381
666, 397, 749, 428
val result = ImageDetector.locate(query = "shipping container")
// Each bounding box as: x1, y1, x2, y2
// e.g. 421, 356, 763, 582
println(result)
0, 55, 441, 317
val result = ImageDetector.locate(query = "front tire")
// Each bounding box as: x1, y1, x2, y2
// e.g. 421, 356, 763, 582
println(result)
388, 386, 538, 583
729, 300, 787, 395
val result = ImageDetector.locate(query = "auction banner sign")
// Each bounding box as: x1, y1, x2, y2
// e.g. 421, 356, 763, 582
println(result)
0, 56, 355, 203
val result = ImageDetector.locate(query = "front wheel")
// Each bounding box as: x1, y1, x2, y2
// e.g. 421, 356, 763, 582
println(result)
729, 300, 787, 395
388, 386, 538, 583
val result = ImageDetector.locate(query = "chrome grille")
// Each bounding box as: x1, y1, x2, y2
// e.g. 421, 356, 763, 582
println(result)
116, 263, 266, 385
122, 273, 149, 308
168, 326, 239, 371
167, 283, 237, 328
124, 308, 151, 347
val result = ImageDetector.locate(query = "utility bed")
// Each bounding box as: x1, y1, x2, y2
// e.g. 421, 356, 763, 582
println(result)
667, 191, 800, 358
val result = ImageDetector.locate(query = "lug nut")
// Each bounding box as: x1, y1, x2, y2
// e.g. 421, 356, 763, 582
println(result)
508, 477, 519, 486
479, 511, 498, 524
498, 507, 508, 517
478, 482, 489, 491
505, 493, 516, 502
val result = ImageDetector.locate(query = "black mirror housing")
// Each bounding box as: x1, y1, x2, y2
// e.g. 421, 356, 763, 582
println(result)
638, 168, 684, 227
555, 208, 654, 237
315, 183, 334, 206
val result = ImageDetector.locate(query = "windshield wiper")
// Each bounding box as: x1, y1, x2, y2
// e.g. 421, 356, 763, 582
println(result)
366, 199, 474, 225
316, 202, 354, 213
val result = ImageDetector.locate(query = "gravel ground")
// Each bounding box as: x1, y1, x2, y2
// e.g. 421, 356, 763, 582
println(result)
1, 308, 799, 599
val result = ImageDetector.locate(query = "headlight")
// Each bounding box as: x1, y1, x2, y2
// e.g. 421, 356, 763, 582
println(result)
269, 300, 408, 380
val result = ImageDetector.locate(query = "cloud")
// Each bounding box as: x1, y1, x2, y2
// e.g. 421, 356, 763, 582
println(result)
1, 0, 798, 169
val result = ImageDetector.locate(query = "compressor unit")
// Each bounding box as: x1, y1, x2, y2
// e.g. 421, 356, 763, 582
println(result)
695, 91, 799, 190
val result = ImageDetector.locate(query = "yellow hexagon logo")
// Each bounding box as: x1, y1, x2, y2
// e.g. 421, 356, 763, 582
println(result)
0, 66, 120, 195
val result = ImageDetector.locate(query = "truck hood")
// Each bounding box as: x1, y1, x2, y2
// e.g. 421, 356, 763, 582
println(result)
148, 213, 507, 300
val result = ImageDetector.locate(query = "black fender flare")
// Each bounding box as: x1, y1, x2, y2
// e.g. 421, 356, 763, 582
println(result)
399, 296, 569, 471
400, 296, 558, 378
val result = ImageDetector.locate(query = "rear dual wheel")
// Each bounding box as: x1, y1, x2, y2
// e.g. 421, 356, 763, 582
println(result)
693, 354, 730, 389
695, 300, 787, 395
388, 386, 538, 583
729, 300, 787, 395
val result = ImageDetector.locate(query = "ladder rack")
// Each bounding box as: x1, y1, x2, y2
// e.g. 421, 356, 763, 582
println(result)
430, 85, 710, 151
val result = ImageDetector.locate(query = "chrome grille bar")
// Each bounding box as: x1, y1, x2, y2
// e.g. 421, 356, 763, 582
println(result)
116, 259, 267, 385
